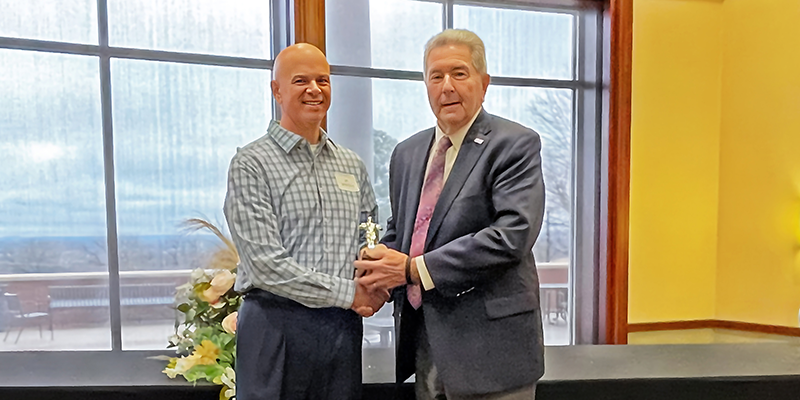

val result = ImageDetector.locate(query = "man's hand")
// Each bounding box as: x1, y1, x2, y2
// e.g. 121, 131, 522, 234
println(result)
354, 244, 409, 291
356, 247, 369, 277
351, 277, 389, 317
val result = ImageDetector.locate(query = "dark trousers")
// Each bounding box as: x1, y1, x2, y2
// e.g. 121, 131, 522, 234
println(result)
236, 289, 363, 400
415, 312, 536, 400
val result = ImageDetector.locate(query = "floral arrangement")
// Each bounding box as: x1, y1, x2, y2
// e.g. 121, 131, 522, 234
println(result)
159, 218, 241, 400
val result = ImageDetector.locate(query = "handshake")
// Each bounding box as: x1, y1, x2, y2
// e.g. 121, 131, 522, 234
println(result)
349, 244, 413, 317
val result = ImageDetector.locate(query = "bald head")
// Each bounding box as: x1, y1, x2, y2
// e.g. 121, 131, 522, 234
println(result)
271, 43, 331, 142
273, 43, 328, 81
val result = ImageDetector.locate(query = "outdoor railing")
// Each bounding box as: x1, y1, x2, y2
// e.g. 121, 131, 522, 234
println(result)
0, 262, 569, 327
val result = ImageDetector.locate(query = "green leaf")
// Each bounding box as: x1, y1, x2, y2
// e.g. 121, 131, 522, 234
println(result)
177, 303, 192, 313
184, 363, 226, 383
219, 333, 233, 347
218, 352, 233, 364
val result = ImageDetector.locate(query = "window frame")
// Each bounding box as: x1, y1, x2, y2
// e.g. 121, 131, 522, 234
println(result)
0, 0, 279, 351
0, 0, 632, 353
316, 0, 607, 345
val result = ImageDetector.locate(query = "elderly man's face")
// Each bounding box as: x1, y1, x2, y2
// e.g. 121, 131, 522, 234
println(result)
271, 45, 331, 132
425, 44, 490, 134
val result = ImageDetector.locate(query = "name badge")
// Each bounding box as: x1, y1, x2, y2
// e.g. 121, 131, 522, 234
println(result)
334, 172, 359, 192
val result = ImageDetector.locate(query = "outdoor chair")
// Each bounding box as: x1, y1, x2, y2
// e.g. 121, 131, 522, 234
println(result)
2, 292, 53, 344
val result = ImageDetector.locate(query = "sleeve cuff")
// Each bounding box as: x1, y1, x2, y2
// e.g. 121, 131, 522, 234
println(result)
332, 278, 357, 310
415, 255, 436, 290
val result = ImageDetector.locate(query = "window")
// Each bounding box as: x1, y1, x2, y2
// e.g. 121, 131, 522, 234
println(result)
453, 4, 574, 80
326, 0, 601, 358
111, 59, 269, 349
0, 0, 98, 44
107, 0, 271, 58
1, 0, 603, 384
0, 49, 108, 350
0, 0, 273, 352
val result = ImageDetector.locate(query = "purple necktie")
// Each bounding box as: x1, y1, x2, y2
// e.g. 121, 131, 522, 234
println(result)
407, 136, 452, 309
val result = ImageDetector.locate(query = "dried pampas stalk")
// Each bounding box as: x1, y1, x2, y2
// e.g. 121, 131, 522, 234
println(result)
183, 218, 240, 270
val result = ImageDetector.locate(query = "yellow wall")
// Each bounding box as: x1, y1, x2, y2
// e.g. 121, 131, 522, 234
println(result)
630, 0, 800, 329
715, 0, 800, 326
629, 0, 723, 323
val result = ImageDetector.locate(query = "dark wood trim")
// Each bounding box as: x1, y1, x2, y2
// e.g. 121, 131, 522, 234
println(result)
294, 0, 326, 52
602, 0, 633, 345
629, 320, 713, 332
713, 321, 800, 337
293, 0, 327, 129
629, 320, 800, 337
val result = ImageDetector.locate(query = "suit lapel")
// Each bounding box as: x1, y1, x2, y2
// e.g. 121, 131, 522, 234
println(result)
402, 129, 436, 250
425, 111, 493, 250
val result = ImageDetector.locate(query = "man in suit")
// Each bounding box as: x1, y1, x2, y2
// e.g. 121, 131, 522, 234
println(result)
355, 29, 546, 400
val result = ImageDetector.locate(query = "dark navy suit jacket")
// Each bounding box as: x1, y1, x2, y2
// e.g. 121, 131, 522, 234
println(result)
381, 110, 546, 396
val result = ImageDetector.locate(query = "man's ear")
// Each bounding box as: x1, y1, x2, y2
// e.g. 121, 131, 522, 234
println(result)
270, 80, 281, 103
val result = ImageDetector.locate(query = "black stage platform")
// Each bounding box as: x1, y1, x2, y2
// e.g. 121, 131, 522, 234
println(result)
2, 343, 799, 400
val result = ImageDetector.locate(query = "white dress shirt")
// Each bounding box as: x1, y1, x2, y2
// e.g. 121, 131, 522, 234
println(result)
416, 108, 483, 290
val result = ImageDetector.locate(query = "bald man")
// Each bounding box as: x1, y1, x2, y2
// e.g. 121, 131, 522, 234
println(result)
224, 43, 385, 400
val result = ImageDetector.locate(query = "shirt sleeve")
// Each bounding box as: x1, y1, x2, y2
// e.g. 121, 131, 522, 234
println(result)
415, 256, 436, 290
224, 153, 355, 309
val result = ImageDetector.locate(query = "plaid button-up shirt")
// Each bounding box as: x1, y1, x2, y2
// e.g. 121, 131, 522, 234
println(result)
224, 120, 377, 309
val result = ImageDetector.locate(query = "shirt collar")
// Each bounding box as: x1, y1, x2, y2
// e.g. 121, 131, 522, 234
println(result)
268, 120, 337, 155
434, 107, 483, 152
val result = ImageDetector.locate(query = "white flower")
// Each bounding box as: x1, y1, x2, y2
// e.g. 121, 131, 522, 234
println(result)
163, 367, 180, 379
211, 301, 226, 309
220, 367, 236, 399
175, 282, 193, 295
168, 334, 182, 347
191, 268, 210, 283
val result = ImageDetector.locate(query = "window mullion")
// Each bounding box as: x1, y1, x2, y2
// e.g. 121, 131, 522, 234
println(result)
445, 0, 454, 29
97, 0, 123, 352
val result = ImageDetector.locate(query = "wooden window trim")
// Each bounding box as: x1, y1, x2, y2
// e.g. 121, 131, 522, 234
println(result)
602, 0, 632, 345
294, 0, 326, 53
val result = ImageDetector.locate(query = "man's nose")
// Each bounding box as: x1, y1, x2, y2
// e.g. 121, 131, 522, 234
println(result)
307, 81, 321, 94
442, 75, 455, 92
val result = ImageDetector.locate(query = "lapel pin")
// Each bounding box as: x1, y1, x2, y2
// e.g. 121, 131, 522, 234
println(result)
473, 138, 485, 145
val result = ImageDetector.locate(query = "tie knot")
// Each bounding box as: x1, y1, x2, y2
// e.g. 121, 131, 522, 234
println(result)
437, 136, 453, 153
